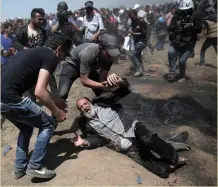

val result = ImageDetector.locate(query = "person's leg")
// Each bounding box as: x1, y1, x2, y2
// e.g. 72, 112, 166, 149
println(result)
200, 38, 213, 65
1, 98, 56, 179
130, 42, 145, 76
49, 74, 58, 95
178, 49, 192, 83
126, 139, 170, 178
17, 99, 57, 178
136, 43, 146, 73
168, 45, 177, 73
212, 37, 217, 52
134, 122, 178, 164
1, 106, 34, 179
167, 45, 178, 81
58, 63, 79, 99
158, 35, 166, 50
147, 33, 155, 53
130, 46, 142, 73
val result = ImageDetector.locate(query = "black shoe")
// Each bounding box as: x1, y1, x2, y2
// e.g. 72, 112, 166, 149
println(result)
167, 72, 176, 82
26, 167, 56, 179
14, 170, 26, 180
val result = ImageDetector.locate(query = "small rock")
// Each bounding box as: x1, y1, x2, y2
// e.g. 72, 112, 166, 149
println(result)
2, 145, 12, 156
137, 175, 142, 184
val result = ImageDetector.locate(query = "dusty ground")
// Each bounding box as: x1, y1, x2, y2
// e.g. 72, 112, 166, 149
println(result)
1, 37, 217, 186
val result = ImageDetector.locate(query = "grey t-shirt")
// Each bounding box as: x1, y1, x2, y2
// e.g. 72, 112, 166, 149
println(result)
66, 43, 112, 74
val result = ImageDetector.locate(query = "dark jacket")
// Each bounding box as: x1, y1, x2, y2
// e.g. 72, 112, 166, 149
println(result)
12, 25, 47, 51
168, 10, 202, 50
131, 18, 147, 45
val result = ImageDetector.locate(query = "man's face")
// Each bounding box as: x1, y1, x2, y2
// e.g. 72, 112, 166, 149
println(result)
31, 13, 44, 28
5, 26, 13, 36
55, 46, 67, 61
85, 7, 94, 14
171, 8, 176, 14
77, 98, 96, 118
99, 49, 115, 63
17, 22, 23, 28
129, 13, 137, 20
145, 6, 150, 12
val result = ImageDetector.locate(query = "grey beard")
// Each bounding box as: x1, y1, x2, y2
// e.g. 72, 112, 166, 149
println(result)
83, 103, 96, 119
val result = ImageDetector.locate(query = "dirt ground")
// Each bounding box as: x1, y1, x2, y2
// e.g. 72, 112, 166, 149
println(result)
1, 37, 217, 186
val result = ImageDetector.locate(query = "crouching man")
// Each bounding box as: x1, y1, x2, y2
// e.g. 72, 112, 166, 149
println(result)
73, 79, 190, 178
1, 32, 72, 179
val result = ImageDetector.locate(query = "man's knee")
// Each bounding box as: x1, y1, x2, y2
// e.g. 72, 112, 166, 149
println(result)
168, 46, 176, 56
134, 122, 153, 144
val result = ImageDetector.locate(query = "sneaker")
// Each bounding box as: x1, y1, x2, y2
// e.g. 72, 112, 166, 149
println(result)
177, 78, 186, 83
151, 49, 156, 54
14, 170, 26, 180
133, 71, 143, 77
167, 73, 176, 82
26, 167, 56, 179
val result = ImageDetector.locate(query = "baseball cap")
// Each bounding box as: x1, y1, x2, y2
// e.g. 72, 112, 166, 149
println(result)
44, 32, 72, 56
85, 1, 93, 8
100, 34, 120, 57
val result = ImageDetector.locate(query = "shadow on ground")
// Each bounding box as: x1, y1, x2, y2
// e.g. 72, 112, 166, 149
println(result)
28, 139, 84, 184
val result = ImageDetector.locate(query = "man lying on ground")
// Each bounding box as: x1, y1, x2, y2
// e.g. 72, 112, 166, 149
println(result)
72, 78, 191, 178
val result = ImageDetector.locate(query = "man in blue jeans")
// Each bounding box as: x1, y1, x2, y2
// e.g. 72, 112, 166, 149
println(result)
1, 32, 72, 179
167, 0, 202, 83
129, 10, 147, 77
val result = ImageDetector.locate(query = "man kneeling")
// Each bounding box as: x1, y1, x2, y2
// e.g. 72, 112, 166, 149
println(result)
73, 79, 190, 178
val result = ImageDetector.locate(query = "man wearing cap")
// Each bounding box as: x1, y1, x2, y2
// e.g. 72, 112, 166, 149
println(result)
79, 1, 105, 43
1, 32, 72, 180
58, 33, 122, 100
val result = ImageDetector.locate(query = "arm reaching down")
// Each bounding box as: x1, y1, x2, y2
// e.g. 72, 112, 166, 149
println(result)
35, 69, 67, 122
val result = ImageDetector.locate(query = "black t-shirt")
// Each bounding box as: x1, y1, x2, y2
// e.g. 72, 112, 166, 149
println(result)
1, 47, 59, 103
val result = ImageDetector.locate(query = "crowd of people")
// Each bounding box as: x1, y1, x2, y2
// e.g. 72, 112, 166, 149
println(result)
1, 0, 217, 182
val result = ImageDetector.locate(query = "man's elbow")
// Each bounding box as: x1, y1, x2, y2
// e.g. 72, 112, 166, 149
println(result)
80, 78, 88, 87
34, 87, 45, 99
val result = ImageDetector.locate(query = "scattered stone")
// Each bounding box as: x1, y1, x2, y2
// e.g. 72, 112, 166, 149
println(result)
137, 175, 142, 184
2, 145, 12, 156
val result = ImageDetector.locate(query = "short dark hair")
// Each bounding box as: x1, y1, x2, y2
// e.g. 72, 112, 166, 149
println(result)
3, 23, 13, 30
31, 8, 45, 18
128, 10, 137, 17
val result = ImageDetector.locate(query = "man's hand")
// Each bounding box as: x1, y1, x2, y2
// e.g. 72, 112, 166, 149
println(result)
106, 74, 122, 87
52, 95, 68, 113
72, 133, 86, 147
54, 109, 67, 122
9, 47, 16, 55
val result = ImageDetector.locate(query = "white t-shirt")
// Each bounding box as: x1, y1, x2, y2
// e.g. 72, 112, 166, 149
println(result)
27, 25, 43, 48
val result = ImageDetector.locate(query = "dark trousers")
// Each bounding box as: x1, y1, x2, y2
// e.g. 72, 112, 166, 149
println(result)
155, 34, 167, 50
126, 122, 177, 178
200, 37, 217, 64
58, 62, 102, 99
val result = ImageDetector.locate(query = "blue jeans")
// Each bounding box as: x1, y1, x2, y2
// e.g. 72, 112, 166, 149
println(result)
1, 97, 55, 172
168, 45, 192, 73
130, 42, 147, 72
155, 35, 167, 50
200, 37, 217, 64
